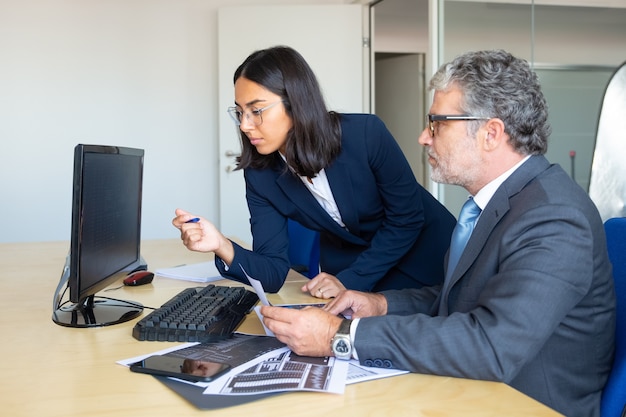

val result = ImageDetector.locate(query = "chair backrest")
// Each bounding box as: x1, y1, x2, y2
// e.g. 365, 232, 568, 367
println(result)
601, 217, 626, 417
287, 219, 320, 279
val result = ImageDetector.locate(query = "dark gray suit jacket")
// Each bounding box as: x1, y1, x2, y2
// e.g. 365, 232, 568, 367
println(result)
355, 155, 616, 417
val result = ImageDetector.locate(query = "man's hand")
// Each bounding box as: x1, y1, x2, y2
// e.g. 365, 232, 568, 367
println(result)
323, 290, 388, 319
261, 290, 388, 358
261, 306, 343, 357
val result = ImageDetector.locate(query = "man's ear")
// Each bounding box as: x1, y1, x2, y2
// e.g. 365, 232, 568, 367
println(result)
482, 118, 506, 151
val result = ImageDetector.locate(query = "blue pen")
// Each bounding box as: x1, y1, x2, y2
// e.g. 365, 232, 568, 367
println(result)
185, 217, 200, 224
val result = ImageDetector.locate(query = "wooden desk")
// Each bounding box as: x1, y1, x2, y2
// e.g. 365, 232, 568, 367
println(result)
0, 240, 562, 417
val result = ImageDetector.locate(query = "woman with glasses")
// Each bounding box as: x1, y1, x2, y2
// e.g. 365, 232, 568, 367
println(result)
173, 45, 456, 296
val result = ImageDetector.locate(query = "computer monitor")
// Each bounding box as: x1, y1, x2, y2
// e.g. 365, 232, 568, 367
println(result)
52, 144, 147, 328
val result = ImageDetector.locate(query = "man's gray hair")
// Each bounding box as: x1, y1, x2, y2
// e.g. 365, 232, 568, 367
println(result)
430, 49, 550, 155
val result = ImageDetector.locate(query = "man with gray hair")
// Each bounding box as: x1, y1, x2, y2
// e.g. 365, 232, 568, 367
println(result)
261, 50, 615, 417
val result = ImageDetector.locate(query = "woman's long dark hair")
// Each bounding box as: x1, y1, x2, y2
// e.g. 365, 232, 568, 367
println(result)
233, 46, 342, 178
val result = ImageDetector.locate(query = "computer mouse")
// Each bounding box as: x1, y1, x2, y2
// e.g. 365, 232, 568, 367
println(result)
123, 270, 155, 286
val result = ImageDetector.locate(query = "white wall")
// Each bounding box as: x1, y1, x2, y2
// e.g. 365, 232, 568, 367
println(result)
0, 0, 346, 243
2, 0, 626, 243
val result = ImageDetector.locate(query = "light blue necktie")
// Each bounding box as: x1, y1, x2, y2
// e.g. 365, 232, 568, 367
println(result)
446, 197, 482, 279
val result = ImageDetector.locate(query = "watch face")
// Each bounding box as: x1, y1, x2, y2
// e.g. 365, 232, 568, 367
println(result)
332, 335, 352, 359
334, 339, 350, 354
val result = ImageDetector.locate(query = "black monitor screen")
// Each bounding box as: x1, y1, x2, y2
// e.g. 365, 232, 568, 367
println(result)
52, 144, 146, 328
74, 151, 142, 297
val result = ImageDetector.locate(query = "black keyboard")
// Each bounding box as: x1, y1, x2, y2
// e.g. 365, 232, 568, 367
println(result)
132, 285, 259, 342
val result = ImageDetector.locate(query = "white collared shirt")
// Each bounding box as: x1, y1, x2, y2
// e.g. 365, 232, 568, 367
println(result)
279, 153, 345, 228
472, 155, 531, 210
297, 169, 345, 228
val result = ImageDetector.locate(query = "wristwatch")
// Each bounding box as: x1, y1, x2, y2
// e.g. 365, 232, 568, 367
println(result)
331, 319, 353, 360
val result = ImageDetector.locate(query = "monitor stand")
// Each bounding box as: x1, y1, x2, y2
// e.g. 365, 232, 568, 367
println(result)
52, 294, 143, 328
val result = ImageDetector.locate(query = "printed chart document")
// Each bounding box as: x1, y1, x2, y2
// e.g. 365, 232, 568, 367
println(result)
203, 345, 348, 395
119, 333, 348, 395
346, 362, 408, 384
155, 261, 222, 283
120, 267, 408, 400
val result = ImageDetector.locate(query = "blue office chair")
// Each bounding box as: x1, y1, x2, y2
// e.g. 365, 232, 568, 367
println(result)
602, 217, 626, 417
287, 219, 320, 279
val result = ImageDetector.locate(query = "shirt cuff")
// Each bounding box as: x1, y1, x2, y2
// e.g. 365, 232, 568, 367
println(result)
350, 317, 360, 360
218, 258, 229, 271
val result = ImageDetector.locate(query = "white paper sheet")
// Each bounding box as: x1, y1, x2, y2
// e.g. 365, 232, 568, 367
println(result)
155, 261, 222, 283
238, 264, 272, 306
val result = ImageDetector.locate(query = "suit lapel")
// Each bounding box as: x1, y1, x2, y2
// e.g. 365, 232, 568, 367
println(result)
437, 196, 510, 314
438, 155, 552, 314
275, 162, 366, 245
325, 160, 360, 235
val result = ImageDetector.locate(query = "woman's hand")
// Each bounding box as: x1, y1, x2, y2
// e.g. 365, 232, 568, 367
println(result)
172, 208, 235, 263
301, 273, 346, 299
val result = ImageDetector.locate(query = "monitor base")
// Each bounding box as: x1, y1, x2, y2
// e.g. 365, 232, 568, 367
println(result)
52, 295, 143, 328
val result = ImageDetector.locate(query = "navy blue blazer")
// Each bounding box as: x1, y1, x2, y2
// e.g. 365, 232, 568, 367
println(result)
216, 114, 455, 292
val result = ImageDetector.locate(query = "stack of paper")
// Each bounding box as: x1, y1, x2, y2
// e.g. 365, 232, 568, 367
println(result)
155, 261, 222, 283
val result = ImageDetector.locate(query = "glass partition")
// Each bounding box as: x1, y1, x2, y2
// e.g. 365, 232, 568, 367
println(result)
436, 0, 626, 214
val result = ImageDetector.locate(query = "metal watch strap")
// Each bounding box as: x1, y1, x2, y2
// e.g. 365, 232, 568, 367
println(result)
336, 318, 352, 336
